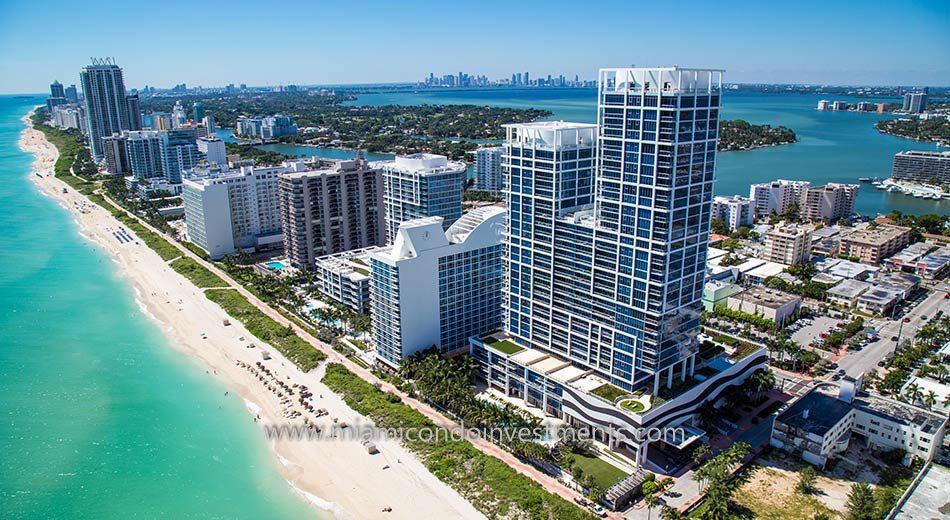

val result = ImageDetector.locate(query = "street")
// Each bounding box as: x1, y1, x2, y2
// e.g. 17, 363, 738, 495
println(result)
839, 285, 950, 378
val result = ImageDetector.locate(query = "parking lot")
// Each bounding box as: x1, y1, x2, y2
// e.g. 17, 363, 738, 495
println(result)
789, 316, 840, 358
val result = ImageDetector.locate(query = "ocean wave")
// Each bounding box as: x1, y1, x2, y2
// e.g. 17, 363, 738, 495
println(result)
286, 481, 350, 519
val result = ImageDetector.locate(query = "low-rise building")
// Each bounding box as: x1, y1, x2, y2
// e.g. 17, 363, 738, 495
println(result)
816, 258, 879, 280
744, 261, 787, 285
885, 242, 935, 272
839, 225, 912, 265
827, 279, 872, 307
726, 287, 801, 327
771, 384, 947, 468
702, 280, 742, 311
856, 286, 904, 316
874, 271, 922, 299
916, 246, 950, 279
770, 388, 854, 467
312, 248, 379, 312
762, 226, 811, 266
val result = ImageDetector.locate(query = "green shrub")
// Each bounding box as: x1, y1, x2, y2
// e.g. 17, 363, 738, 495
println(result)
205, 289, 325, 371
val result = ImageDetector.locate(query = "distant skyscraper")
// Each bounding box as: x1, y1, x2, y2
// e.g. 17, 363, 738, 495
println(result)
64, 84, 78, 103
474, 146, 504, 193
202, 115, 217, 136
172, 101, 187, 128
193, 101, 205, 122
378, 153, 466, 242
902, 92, 927, 114
80, 58, 133, 160
50, 81, 65, 98
125, 94, 142, 130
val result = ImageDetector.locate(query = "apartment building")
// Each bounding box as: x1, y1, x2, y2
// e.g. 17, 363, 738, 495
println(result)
370, 207, 506, 368
377, 153, 466, 242
799, 183, 859, 223
749, 179, 810, 218
182, 165, 283, 259
762, 226, 812, 265
838, 224, 912, 265
711, 195, 754, 231
278, 156, 386, 270
312, 247, 379, 312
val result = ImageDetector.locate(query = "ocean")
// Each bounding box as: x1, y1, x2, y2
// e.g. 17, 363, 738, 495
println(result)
0, 95, 318, 519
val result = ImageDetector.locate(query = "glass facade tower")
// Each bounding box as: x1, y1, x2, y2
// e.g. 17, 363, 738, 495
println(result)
503, 67, 723, 393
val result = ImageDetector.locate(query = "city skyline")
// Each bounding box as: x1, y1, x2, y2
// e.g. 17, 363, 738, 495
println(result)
1, 0, 949, 94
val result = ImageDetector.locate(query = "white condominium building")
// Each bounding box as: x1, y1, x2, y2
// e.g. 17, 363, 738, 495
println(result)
475, 146, 504, 193
749, 179, 810, 218
182, 165, 283, 259
800, 183, 859, 223
711, 195, 754, 232
376, 153, 466, 242
197, 136, 227, 168
370, 207, 506, 368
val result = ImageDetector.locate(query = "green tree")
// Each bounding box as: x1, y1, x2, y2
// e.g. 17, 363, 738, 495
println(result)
845, 482, 875, 520
796, 466, 817, 494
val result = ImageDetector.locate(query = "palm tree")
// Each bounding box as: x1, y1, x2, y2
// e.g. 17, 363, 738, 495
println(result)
924, 391, 937, 410
904, 383, 921, 406
660, 505, 684, 520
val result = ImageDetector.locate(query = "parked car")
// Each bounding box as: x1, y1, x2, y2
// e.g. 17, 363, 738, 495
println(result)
891, 336, 899, 341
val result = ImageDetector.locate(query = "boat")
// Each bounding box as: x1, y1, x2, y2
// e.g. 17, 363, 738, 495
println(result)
858, 177, 872, 182
886, 186, 900, 192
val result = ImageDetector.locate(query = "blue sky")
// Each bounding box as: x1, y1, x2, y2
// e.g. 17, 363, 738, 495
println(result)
0, 0, 948, 93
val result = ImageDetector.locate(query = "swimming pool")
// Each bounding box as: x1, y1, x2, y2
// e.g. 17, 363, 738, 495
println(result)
265, 261, 288, 270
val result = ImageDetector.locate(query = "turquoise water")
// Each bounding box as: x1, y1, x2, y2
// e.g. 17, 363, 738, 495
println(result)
0, 96, 318, 518
265, 261, 288, 270
348, 88, 946, 216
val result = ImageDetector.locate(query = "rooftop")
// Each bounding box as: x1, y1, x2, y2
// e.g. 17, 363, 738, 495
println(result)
858, 286, 904, 305
730, 287, 801, 309
776, 389, 853, 436
888, 242, 936, 264
853, 393, 947, 435
817, 258, 879, 279
314, 247, 382, 280
827, 279, 872, 299
841, 224, 911, 246
374, 153, 465, 175
892, 463, 950, 519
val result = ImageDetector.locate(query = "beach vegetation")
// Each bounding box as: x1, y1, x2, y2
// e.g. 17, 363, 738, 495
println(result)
205, 289, 325, 371
170, 257, 227, 288
321, 363, 595, 520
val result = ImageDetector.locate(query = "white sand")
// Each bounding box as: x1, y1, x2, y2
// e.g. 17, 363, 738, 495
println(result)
19, 114, 484, 520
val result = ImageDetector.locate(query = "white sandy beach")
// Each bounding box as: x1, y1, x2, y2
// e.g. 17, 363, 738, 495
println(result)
19, 114, 484, 520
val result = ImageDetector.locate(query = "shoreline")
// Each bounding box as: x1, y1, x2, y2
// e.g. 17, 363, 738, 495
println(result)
18, 111, 484, 520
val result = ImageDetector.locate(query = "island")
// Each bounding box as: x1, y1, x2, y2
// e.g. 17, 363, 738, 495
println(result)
718, 119, 797, 151
141, 93, 551, 159
875, 116, 950, 146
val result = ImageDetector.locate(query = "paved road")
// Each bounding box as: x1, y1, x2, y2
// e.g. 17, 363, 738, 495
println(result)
839, 287, 950, 378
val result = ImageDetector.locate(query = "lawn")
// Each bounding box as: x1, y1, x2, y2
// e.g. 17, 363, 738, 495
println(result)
205, 289, 325, 371
170, 257, 227, 288
591, 383, 627, 403
484, 336, 524, 355
565, 449, 629, 490
619, 399, 645, 413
